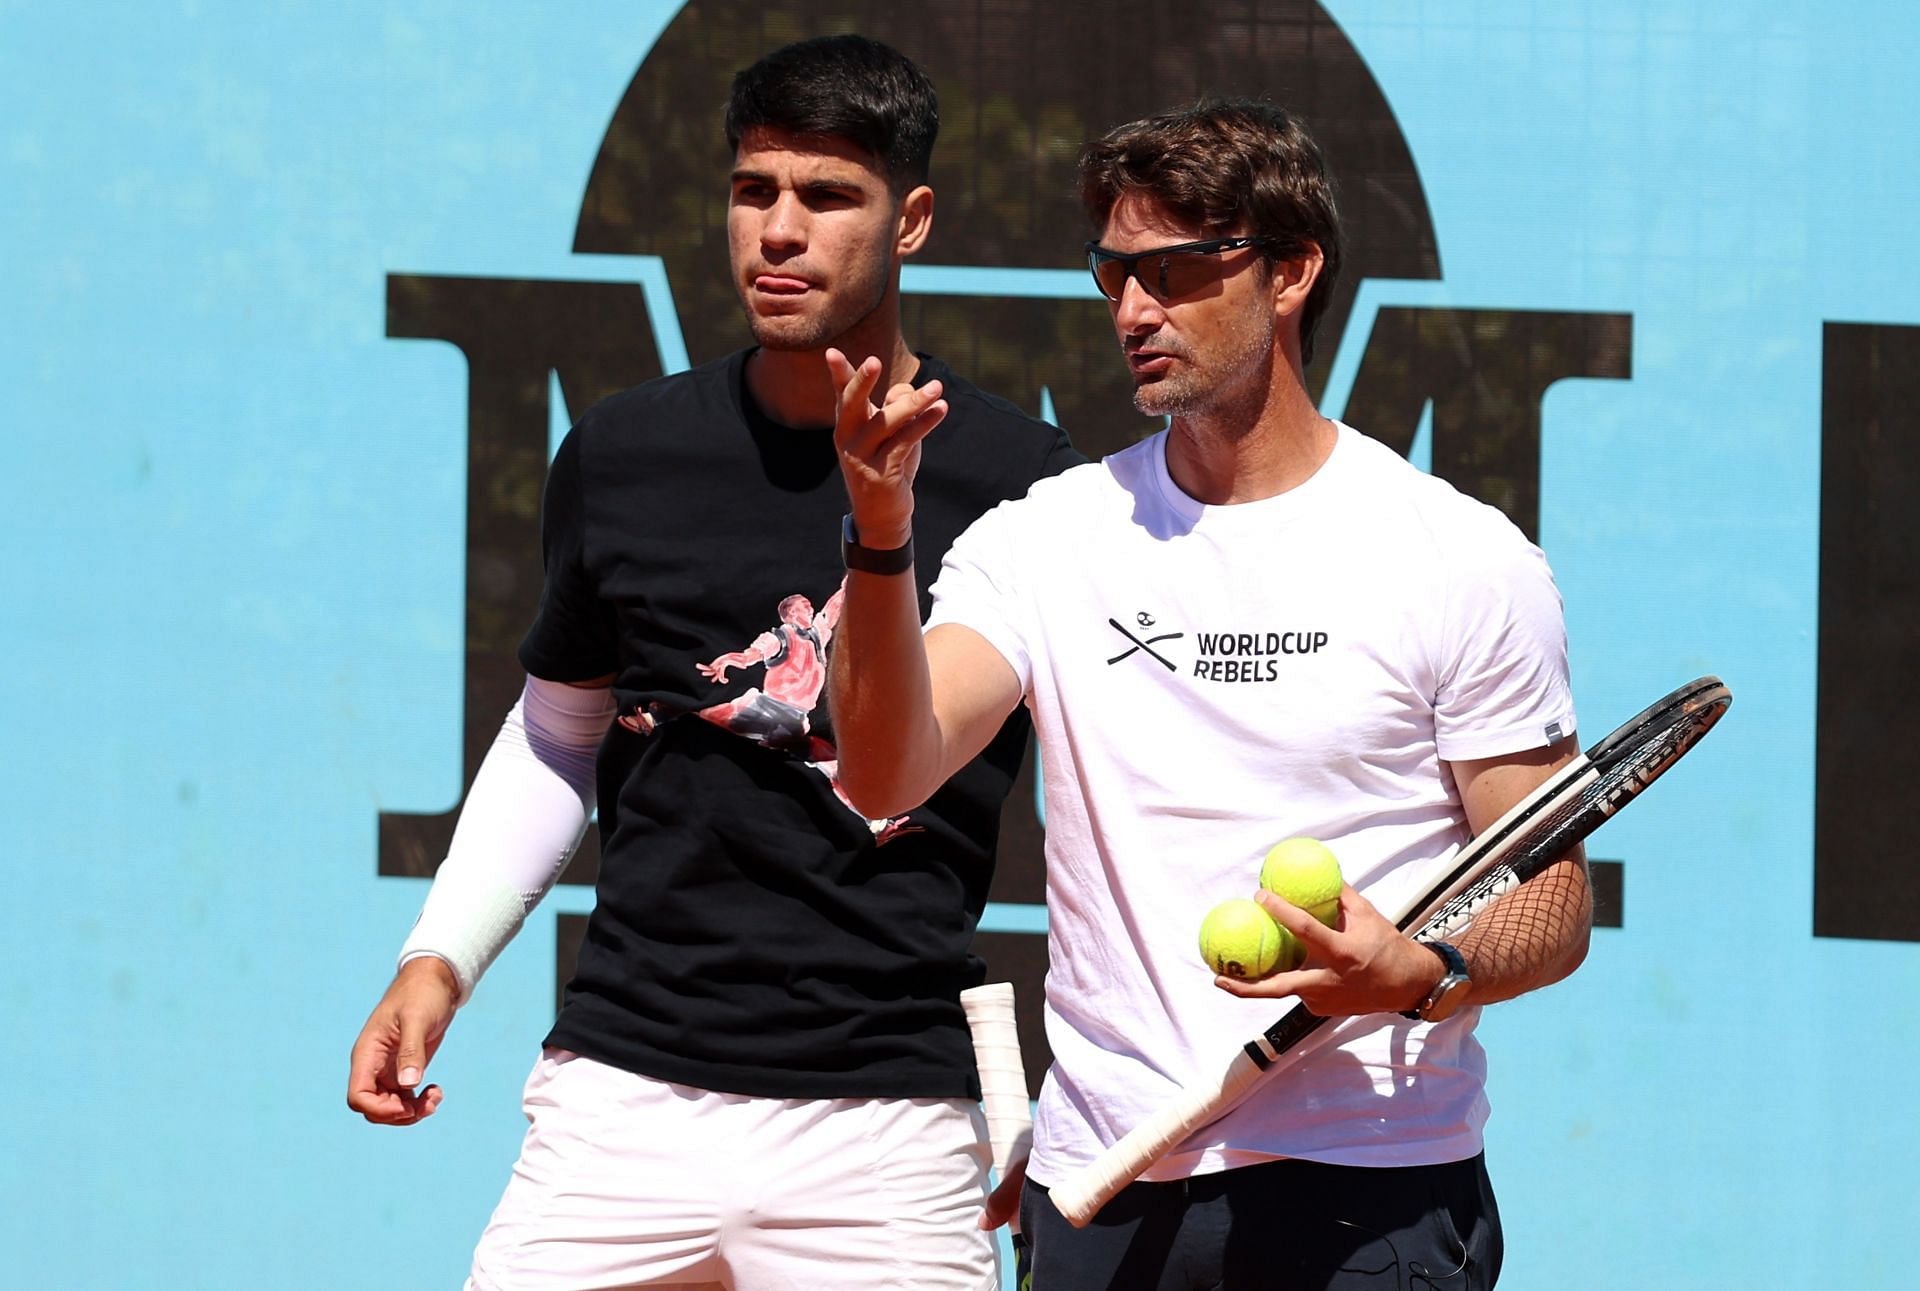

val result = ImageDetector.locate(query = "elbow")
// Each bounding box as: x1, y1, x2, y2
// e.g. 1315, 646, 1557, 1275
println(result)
836, 757, 929, 822
827, 683, 938, 819
1544, 903, 1594, 987
1557, 923, 1592, 984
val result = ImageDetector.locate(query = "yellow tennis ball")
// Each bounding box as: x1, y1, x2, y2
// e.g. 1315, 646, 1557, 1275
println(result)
1197, 898, 1292, 980
1259, 837, 1344, 929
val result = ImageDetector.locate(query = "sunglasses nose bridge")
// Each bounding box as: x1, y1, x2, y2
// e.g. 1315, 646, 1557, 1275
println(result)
1110, 267, 1170, 327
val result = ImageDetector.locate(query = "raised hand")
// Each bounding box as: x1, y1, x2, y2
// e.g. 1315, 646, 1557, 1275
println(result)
826, 348, 949, 550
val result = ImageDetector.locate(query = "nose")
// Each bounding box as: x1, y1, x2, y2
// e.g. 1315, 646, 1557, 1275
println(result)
1112, 273, 1165, 336
762, 191, 807, 252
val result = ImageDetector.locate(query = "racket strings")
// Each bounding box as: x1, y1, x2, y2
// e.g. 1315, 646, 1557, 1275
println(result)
1440, 709, 1717, 979
1428, 703, 1722, 937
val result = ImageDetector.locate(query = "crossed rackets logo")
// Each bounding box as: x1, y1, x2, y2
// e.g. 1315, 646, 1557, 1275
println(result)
1107, 612, 1185, 670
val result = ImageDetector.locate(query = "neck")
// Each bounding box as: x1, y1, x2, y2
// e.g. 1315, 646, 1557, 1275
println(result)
1163, 350, 1336, 506
744, 297, 919, 429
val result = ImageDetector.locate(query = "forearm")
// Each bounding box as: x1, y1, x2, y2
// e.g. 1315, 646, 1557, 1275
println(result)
829, 563, 952, 818
398, 676, 613, 1004
1450, 850, 1593, 1007
826, 346, 1017, 816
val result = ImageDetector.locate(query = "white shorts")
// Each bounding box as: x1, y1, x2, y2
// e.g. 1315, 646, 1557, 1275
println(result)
466, 1048, 998, 1291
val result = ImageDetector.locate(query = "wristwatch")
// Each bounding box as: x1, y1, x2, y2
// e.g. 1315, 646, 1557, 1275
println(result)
1402, 940, 1472, 1023
841, 513, 916, 575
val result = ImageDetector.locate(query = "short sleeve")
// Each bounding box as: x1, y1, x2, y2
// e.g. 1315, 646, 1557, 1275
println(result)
924, 501, 1035, 695
1431, 520, 1577, 762
1037, 428, 1088, 481
517, 427, 620, 683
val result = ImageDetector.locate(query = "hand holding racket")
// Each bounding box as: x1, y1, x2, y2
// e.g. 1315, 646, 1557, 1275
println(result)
1048, 676, 1732, 1228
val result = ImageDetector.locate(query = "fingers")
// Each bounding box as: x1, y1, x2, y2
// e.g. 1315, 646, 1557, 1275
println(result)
1213, 964, 1329, 1000
1255, 888, 1334, 948
978, 1156, 1028, 1230
842, 381, 948, 462
350, 1080, 444, 1126
391, 989, 449, 1091
347, 1023, 445, 1125
825, 348, 884, 437
825, 346, 946, 455
1217, 882, 1428, 1014
823, 346, 864, 393
1196, 890, 1337, 1000
346, 961, 459, 1127
394, 1030, 429, 1091
392, 1081, 444, 1123
346, 1027, 446, 1126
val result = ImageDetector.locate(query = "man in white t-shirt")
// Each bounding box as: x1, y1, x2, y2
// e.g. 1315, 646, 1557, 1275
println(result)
824, 99, 1592, 1289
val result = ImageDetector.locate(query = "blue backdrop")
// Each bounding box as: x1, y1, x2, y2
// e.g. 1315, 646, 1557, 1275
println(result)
3, 2, 1914, 1287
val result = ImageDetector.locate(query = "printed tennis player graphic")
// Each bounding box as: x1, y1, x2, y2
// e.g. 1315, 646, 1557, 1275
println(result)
688, 583, 917, 843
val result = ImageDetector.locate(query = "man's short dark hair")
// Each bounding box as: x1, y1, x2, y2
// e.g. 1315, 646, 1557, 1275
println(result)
1080, 99, 1345, 365
725, 35, 939, 192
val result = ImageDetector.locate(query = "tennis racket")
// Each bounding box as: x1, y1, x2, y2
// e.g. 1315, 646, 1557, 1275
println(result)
1048, 675, 1733, 1227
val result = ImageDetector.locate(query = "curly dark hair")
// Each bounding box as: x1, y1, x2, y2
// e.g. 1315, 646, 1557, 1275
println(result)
1081, 99, 1344, 364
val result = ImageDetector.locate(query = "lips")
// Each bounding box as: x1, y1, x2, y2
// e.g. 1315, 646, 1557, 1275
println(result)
1127, 350, 1175, 376
752, 273, 814, 295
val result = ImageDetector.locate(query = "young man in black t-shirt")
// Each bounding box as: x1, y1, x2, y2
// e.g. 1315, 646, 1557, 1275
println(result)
345, 35, 1078, 1290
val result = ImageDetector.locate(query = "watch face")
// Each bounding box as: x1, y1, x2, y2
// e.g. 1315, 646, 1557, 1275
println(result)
1423, 976, 1472, 1023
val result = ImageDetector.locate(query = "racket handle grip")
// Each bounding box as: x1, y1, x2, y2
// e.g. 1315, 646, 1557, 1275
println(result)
1048, 1049, 1268, 1228
961, 983, 1034, 1180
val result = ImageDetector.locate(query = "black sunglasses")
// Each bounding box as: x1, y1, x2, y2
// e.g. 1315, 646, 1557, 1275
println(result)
1084, 236, 1282, 303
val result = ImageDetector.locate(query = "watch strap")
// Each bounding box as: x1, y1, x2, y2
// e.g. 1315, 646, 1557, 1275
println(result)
1401, 939, 1470, 1021
841, 513, 916, 575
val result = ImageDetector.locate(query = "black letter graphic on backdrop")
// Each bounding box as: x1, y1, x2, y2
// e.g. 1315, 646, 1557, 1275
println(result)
1815, 323, 1920, 942
1344, 308, 1633, 542
377, 277, 662, 887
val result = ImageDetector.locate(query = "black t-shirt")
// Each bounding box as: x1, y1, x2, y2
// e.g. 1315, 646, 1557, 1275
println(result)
520, 348, 1082, 1098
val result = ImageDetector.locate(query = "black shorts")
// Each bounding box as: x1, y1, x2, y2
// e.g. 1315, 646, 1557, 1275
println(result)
1017, 1153, 1502, 1291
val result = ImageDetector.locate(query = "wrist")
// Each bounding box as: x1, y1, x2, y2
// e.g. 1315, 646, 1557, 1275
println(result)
1401, 939, 1472, 1022
397, 953, 460, 999
846, 511, 911, 551
842, 513, 915, 574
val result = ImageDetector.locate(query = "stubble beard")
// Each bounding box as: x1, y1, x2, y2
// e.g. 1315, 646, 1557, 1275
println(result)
740, 247, 894, 354
1132, 311, 1277, 421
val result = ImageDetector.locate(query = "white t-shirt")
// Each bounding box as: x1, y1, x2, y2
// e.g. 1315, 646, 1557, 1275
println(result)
926, 422, 1576, 1184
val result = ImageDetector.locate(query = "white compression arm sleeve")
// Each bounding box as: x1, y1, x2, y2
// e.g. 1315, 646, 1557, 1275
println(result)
397, 675, 615, 1005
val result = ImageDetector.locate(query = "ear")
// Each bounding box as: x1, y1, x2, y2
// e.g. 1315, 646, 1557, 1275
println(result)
895, 184, 935, 258
1270, 242, 1325, 325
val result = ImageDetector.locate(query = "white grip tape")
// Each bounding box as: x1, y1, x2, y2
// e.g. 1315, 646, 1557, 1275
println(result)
1048, 1049, 1268, 1228
961, 982, 1033, 1222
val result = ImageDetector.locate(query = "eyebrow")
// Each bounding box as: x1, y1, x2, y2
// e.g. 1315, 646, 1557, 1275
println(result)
730, 168, 869, 194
